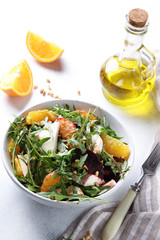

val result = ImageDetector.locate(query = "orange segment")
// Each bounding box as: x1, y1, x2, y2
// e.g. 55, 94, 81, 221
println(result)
26, 109, 57, 125
8, 138, 20, 156
41, 171, 61, 192
57, 118, 77, 139
0, 60, 33, 97
77, 110, 97, 121
101, 133, 130, 159
14, 156, 24, 177
26, 31, 64, 63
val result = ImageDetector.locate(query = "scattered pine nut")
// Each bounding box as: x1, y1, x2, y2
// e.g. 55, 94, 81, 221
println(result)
48, 92, 54, 97
55, 95, 61, 99
83, 165, 88, 171
37, 79, 62, 99
95, 171, 99, 177
40, 89, 44, 93
81, 231, 93, 240
94, 182, 99, 187
88, 231, 92, 237
86, 236, 90, 240
40, 88, 46, 96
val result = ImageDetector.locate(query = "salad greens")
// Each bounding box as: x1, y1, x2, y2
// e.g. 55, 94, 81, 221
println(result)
8, 104, 130, 204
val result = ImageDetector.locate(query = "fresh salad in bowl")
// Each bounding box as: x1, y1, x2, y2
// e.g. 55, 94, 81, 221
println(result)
7, 103, 130, 204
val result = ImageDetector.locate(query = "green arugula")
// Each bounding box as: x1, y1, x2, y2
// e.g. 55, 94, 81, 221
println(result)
38, 186, 109, 204
8, 104, 130, 204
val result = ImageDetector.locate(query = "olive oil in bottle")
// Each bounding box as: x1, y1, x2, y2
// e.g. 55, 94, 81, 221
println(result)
100, 8, 156, 107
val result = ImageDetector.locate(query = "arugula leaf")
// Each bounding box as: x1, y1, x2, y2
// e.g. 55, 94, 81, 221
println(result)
72, 181, 110, 197
98, 148, 130, 178
77, 154, 88, 168
39, 137, 50, 146
38, 186, 109, 204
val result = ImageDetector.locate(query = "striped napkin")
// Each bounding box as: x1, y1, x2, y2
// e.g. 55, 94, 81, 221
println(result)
61, 167, 160, 240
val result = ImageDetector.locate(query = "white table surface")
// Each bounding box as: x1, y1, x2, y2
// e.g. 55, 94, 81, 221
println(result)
0, 1, 160, 239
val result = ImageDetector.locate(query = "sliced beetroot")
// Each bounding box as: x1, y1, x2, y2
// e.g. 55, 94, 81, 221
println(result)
84, 149, 104, 179
71, 148, 82, 162
103, 166, 120, 183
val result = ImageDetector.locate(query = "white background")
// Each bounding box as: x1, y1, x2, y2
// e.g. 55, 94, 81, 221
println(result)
0, 0, 160, 239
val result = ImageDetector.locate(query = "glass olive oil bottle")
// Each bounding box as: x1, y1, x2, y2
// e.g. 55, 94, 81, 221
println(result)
100, 8, 156, 107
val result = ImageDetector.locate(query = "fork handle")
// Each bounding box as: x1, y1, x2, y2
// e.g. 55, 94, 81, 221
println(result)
102, 189, 137, 240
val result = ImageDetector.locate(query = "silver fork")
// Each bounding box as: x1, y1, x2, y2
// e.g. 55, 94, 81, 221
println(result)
102, 142, 160, 240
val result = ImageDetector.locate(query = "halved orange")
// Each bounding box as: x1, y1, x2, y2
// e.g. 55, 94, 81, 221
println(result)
0, 60, 33, 97
26, 31, 64, 63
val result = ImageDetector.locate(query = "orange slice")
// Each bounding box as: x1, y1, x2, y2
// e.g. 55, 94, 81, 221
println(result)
101, 133, 130, 160
14, 156, 24, 177
0, 60, 33, 97
77, 110, 97, 121
26, 31, 64, 63
57, 117, 77, 139
26, 109, 57, 125
8, 138, 20, 156
41, 171, 61, 192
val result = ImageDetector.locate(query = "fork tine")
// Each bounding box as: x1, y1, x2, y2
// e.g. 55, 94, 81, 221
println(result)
143, 142, 160, 171
143, 143, 159, 164
150, 151, 160, 169
150, 143, 160, 160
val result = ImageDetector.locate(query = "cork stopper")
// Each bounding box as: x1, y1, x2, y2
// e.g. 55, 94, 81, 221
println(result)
129, 8, 148, 27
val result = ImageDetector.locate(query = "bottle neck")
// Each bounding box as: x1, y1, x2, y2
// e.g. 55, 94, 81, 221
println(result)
119, 14, 149, 60
121, 32, 145, 59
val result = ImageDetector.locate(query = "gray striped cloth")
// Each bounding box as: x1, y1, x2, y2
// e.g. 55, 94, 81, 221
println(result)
61, 167, 160, 240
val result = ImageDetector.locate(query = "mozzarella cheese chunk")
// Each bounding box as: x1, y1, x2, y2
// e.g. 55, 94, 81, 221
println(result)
75, 187, 84, 196
82, 174, 105, 186
38, 122, 60, 153
92, 134, 103, 154
102, 179, 117, 188
67, 186, 84, 196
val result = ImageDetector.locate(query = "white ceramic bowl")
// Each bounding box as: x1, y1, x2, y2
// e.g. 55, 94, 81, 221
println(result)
2, 99, 134, 208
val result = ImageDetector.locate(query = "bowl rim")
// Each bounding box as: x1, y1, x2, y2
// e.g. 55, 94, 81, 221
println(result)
2, 99, 135, 206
